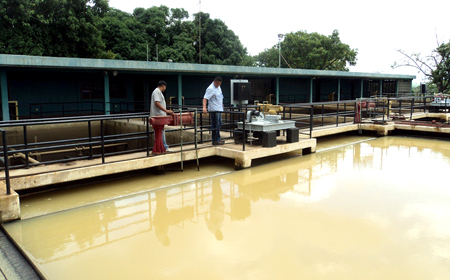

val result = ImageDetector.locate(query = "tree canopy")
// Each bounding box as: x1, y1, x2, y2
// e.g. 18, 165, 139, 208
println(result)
0, 1, 252, 65
1, 1, 358, 70
393, 41, 450, 93
256, 30, 358, 71
194, 12, 249, 65
0, 0, 110, 58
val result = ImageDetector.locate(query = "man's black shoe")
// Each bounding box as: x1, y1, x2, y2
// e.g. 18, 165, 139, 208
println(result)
212, 141, 225, 145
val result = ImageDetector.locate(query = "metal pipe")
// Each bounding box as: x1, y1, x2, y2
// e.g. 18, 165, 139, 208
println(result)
28, 143, 126, 156
9, 148, 40, 164
0, 112, 149, 127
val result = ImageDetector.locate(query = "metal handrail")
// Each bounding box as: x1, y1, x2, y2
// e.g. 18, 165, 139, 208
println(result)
279, 96, 436, 138
281, 100, 357, 138
28, 101, 105, 119
0, 110, 249, 194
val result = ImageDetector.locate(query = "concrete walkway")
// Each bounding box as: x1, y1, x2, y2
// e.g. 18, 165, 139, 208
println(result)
0, 137, 316, 222
2, 138, 316, 193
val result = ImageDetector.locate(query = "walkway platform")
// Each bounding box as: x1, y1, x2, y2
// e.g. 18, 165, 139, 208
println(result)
300, 112, 450, 138
4, 138, 315, 193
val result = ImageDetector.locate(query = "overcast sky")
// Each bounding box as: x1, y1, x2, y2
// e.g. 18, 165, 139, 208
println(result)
108, 0, 450, 83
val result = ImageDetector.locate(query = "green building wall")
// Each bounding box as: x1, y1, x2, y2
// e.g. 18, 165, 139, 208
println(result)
0, 54, 416, 120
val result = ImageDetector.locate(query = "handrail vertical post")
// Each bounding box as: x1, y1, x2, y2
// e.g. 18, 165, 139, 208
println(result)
410, 98, 414, 120
194, 109, 199, 171
2, 130, 11, 195
310, 105, 314, 139
200, 112, 203, 144
243, 113, 246, 151
23, 125, 29, 169
423, 96, 426, 113
180, 109, 183, 171
146, 116, 150, 157
387, 99, 390, 119
336, 103, 339, 127
88, 120, 93, 160
101, 119, 105, 164
321, 104, 324, 126
344, 103, 347, 123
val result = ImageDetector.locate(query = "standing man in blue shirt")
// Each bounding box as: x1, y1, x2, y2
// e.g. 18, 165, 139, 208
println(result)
203, 76, 224, 145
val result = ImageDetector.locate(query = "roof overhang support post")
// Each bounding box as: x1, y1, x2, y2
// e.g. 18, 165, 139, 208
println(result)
144, 79, 150, 112
309, 78, 313, 103
0, 70, 10, 121
178, 74, 183, 107
276, 77, 280, 105
379, 80, 383, 97
360, 79, 364, 98
337, 78, 341, 101
104, 72, 110, 115
396, 80, 399, 97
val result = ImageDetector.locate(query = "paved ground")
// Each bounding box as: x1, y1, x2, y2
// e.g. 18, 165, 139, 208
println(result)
0, 229, 40, 280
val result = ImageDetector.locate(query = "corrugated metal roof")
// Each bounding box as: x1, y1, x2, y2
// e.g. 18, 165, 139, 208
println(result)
0, 54, 416, 80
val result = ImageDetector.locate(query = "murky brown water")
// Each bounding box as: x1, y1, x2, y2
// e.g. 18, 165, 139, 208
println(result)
4, 135, 450, 279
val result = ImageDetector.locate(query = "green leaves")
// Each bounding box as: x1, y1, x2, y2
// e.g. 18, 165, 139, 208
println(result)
256, 30, 358, 71
0, 0, 108, 58
394, 41, 450, 93
0, 2, 252, 65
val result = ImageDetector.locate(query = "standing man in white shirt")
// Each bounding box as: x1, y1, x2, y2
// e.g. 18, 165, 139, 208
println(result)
150, 80, 174, 152
203, 76, 224, 145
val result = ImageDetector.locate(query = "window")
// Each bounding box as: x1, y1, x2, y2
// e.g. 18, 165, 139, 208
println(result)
382, 80, 396, 93
80, 81, 104, 99
110, 82, 127, 99
367, 80, 380, 94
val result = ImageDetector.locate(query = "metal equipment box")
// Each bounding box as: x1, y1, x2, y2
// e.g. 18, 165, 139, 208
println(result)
286, 128, 299, 143
262, 131, 277, 147
233, 82, 251, 101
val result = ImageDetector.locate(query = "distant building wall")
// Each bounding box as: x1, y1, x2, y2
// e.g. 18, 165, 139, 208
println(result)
0, 55, 416, 120
279, 78, 310, 103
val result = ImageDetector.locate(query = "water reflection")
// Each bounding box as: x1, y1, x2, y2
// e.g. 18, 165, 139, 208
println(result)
7, 158, 319, 262
205, 178, 225, 240
4, 136, 450, 279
